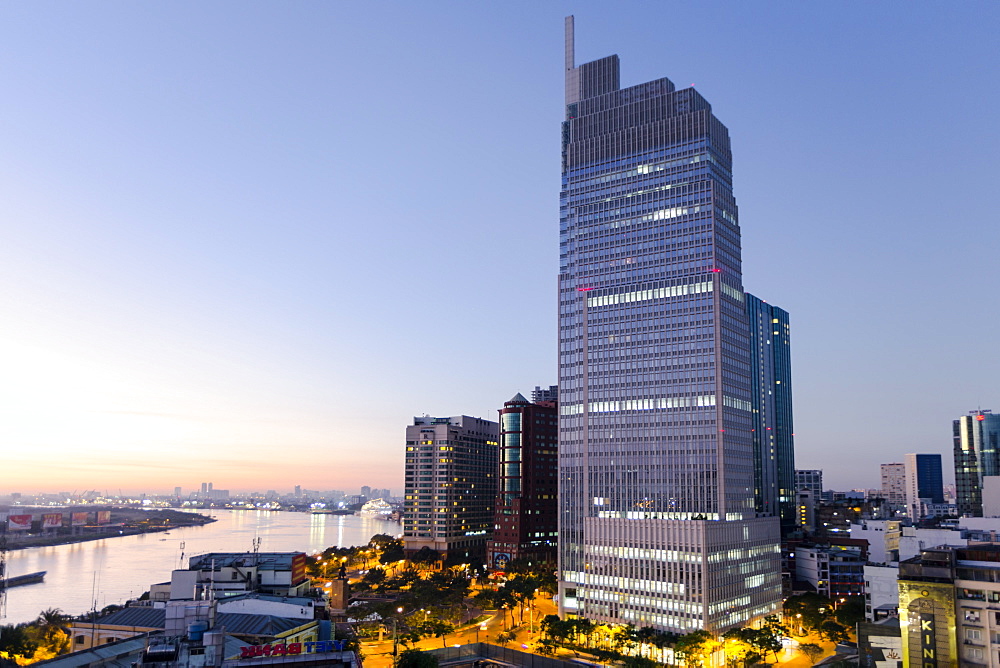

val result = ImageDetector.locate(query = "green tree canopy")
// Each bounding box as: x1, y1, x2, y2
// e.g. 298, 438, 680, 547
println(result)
0, 624, 37, 662
798, 642, 824, 664
674, 630, 713, 667
834, 597, 866, 628
784, 593, 833, 631
395, 648, 439, 668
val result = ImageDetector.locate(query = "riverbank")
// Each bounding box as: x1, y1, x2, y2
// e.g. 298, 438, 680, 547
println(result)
0, 508, 215, 551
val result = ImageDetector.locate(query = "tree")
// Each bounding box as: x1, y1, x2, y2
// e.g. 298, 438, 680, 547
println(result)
834, 597, 865, 628
35, 609, 71, 641
536, 638, 557, 655
506, 574, 541, 624
369, 533, 397, 549
418, 620, 455, 648
495, 631, 515, 647
756, 616, 788, 662
410, 547, 441, 570
798, 642, 824, 664
0, 625, 37, 664
396, 648, 440, 668
361, 567, 387, 587
610, 624, 637, 652
818, 620, 849, 644
474, 588, 517, 629
621, 656, 658, 668
722, 628, 757, 666
379, 540, 406, 564
784, 593, 832, 631
572, 618, 596, 648
674, 630, 715, 667
541, 614, 570, 643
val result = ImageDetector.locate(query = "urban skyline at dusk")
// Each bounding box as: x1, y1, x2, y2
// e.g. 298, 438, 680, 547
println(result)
2, 2, 998, 495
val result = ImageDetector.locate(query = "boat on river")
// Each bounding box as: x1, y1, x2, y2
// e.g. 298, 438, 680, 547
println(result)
358, 498, 394, 517
1, 571, 46, 588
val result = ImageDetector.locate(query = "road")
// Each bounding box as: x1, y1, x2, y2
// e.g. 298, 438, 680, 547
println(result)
361, 595, 558, 668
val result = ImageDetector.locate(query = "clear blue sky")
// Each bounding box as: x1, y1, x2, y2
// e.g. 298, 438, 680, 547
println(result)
1, 1, 997, 495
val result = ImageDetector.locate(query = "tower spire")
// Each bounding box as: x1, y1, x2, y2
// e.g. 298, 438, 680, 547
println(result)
565, 15, 575, 71
564, 16, 579, 105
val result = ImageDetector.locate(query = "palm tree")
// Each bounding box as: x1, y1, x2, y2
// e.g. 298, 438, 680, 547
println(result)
35, 609, 70, 641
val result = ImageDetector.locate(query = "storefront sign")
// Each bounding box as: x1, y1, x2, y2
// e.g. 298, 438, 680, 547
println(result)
919, 613, 936, 664
240, 640, 346, 659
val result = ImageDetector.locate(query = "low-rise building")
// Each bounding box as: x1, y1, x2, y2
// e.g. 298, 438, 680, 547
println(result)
169, 553, 312, 600
795, 545, 865, 599
898, 544, 1000, 667
863, 564, 901, 621
67, 601, 322, 651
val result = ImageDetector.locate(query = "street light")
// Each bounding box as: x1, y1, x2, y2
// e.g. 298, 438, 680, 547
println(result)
392, 606, 404, 661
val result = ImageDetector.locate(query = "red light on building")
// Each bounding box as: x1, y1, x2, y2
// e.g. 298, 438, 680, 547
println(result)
978, 415, 986, 421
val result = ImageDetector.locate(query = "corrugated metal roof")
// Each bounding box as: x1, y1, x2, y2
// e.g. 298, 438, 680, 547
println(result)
216, 613, 309, 637
86, 606, 166, 628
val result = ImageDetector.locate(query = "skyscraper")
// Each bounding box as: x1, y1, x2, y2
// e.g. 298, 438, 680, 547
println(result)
557, 17, 780, 633
745, 294, 795, 535
954, 409, 1000, 517
903, 453, 944, 520
403, 415, 499, 562
486, 393, 559, 571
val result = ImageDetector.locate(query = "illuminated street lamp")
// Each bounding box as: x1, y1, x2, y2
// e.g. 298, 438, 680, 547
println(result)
392, 606, 404, 661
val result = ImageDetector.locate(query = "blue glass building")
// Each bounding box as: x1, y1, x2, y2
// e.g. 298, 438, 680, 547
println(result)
904, 453, 943, 519
955, 410, 1000, 517
557, 17, 780, 633
745, 295, 796, 535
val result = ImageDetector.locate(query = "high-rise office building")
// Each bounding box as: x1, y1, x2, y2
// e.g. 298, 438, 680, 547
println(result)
954, 409, 1000, 517
403, 415, 499, 562
557, 17, 780, 633
486, 393, 559, 571
904, 453, 944, 520
880, 463, 907, 510
795, 470, 823, 499
745, 294, 795, 535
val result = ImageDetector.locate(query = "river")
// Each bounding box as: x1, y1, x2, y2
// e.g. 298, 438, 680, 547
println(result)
1, 509, 400, 625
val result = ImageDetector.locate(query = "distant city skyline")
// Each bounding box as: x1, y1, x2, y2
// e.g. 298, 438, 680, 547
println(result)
1, 2, 998, 494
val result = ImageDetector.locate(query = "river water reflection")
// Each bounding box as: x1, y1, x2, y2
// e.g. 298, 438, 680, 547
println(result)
2, 509, 400, 625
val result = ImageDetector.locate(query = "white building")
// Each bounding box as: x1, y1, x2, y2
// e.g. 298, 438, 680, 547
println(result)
863, 564, 901, 621
850, 519, 966, 564
880, 463, 906, 512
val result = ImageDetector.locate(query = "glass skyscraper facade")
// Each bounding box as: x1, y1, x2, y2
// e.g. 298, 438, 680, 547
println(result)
904, 453, 943, 520
746, 294, 796, 534
557, 18, 780, 633
955, 409, 1000, 517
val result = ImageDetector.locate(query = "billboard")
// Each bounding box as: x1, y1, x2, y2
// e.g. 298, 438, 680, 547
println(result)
71, 512, 89, 526
291, 553, 307, 584
96, 510, 111, 525
8, 514, 32, 531
42, 513, 63, 529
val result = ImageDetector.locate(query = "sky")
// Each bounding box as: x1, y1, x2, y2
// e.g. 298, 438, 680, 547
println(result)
1, 2, 998, 496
